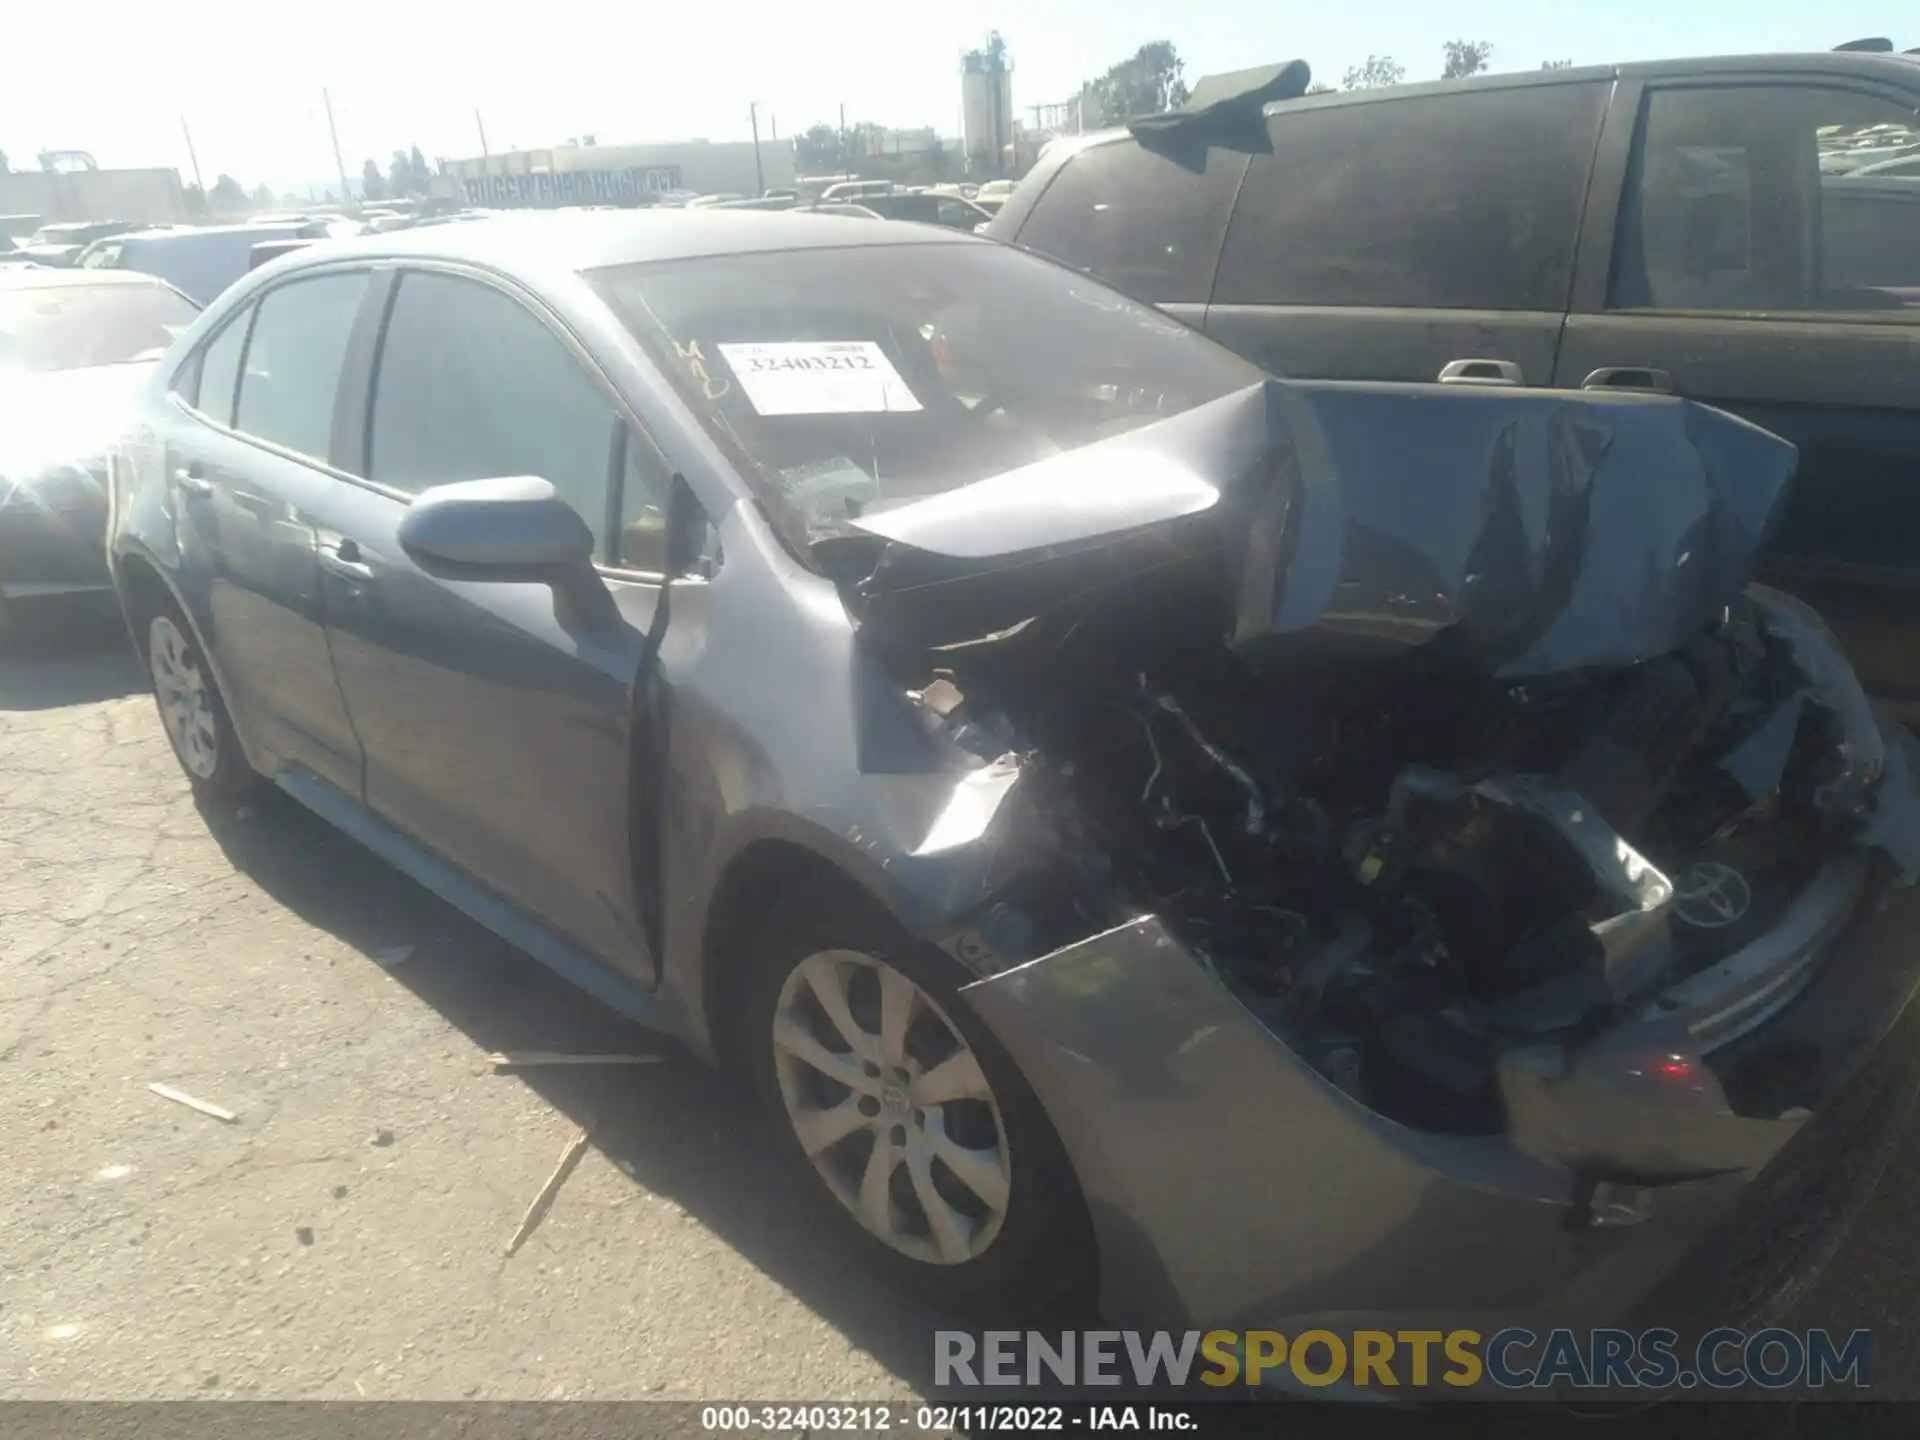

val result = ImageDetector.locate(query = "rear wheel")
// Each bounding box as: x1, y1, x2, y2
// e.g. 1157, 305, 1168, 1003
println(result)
738, 891, 1095, 1316
138, 598, 259, 804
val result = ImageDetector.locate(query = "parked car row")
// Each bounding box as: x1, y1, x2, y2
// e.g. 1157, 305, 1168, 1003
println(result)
2, 266, 200, 627
9, 47, 1920, 1388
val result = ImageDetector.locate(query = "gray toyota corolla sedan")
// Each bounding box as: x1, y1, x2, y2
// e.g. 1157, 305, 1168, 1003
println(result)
106, 209, 1920, 1346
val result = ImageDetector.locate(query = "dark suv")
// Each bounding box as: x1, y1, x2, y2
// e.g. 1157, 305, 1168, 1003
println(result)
989, 51, 1920, 713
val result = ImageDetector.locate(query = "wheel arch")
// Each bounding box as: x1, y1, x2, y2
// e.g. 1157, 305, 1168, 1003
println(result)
112, 547, 265, 774
698, 837, 886, 1072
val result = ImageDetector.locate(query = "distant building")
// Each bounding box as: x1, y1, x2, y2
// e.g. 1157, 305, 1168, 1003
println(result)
962, 46, 1016, 175
871, 127, 942, 155
442, 137, 795, 205
0, 166, 190, 225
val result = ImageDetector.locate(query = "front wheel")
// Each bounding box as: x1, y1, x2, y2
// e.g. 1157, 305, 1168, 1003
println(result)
139, 600, 259, 804
740, 893, 1095, 1316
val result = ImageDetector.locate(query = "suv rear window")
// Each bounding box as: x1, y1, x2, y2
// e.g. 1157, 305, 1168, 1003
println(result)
1214, 82, 1609, 311
1012, 139, 1250, 305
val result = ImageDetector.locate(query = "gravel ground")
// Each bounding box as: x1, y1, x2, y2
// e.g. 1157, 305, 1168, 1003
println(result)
4, 606, 1917, 1411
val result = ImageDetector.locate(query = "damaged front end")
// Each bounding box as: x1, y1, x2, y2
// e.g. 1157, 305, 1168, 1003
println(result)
827, 377, 1920, 1318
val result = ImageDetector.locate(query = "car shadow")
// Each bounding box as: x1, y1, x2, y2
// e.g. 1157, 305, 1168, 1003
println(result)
195, 789, 1074, 1399
0, 600, 144, 710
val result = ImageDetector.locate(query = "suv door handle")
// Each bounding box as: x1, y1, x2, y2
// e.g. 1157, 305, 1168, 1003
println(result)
1581, 366, 1675, 394
1438, 358, 1525, 387
172, 466, 214, 499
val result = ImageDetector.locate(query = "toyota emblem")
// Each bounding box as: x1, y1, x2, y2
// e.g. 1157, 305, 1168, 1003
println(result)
1673, 861, 1753, 930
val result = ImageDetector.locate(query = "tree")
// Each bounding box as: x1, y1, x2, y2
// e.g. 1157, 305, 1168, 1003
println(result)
0, 149, 8, 174
409, 145, 431, 191
1081, 40, 1189, 123
925, 137, 957, 181
1305, 83, 1336, 95
1541, 58, 1574, 69
1342, 55, 1406, 90
795, 123, 843, 173
251, 183, 276, 209
361, 158, 386, 202
209, 174, 247, 211
1441, 40, 1493, 80
388, 149, 414, 198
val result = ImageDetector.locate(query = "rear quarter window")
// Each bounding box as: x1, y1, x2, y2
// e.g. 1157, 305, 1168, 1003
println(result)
1215, 82, 1609, 311
1012, 138, 1250, 305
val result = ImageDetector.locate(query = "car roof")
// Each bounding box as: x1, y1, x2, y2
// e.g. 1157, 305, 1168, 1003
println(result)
0, 265, 181, 291
269, 207, 976, 278
1057, 50, 1920, 158
112, 222, 310, 245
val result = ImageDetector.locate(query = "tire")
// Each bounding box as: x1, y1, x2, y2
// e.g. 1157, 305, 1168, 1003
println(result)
737, 888, 1096, 1318
135, 594, 260, 805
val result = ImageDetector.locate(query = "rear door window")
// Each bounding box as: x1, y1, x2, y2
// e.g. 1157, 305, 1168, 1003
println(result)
1612, 84, 1920, 313
179, 304, 254, 425
1215, 82, 1609, 310
1012, 138, 1249, 305
232, 271, 371, 462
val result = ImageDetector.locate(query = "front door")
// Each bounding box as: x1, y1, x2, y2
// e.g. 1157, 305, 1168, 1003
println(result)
160, 273, 371, 792
1554, 77, 1920, 708
315, 266, 675, 980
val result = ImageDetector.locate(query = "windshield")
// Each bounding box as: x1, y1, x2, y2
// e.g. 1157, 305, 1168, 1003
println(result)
589, 241, 1262, 545
0, 282, 199, 372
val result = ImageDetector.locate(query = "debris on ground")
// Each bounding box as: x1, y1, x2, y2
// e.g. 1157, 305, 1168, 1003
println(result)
373, 945, 415, 968
505, 1122, 594, 1258
487, 1051, 661, 1071
370, 1128, 395, 1148
147, 1082, 238, 1124
295, 1226, 314, 1246
331, 1185, 348, 1199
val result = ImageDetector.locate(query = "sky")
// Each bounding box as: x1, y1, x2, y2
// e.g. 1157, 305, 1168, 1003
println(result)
0, 1, 1907, 193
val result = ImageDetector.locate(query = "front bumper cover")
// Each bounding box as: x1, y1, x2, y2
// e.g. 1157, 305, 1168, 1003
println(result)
961, 869, 1920, 1339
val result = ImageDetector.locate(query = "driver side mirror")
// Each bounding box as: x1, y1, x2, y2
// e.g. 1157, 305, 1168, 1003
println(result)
398, 475, 617, 628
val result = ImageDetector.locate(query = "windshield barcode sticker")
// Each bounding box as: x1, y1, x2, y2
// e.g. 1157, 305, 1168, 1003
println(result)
716, 341, 923, 416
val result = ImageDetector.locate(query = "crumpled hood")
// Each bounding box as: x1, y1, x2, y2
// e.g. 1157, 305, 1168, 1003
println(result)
841, 376, 1800, 678
0, 361, 154, 480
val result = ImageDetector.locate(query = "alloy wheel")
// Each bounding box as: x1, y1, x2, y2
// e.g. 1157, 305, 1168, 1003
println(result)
771, 948, 1013, 1266
148, 614, 219, 781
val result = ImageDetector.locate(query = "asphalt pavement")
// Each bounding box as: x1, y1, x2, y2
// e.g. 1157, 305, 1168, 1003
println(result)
1, 607, 946, 1400
4, 606, 1919, 1409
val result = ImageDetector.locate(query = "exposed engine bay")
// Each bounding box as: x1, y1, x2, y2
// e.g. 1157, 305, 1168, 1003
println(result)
829, 377, 1918, 1140
919, 585, 1890, 1135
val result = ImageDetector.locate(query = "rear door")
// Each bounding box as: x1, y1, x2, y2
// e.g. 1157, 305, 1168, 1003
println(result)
161, 272, 371, 792
1554, 76, 1920, 707
313, 265, 672, 981
1204, 80, 1610, 387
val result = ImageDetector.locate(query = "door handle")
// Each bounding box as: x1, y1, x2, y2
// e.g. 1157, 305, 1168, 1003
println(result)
1581, 366, 1675, 394
319, 542, 374, 582
1438, 358, 1525, 387
172, 466, 214, 499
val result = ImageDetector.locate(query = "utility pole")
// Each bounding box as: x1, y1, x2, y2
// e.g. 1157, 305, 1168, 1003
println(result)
475, 109, 490, 160
178, 114, 205, 197
322, 88, 352, 208
839, 101, 848, 172
749, 103, 765, 194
